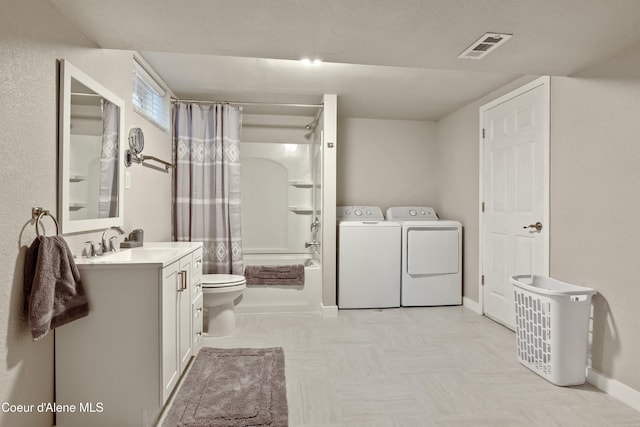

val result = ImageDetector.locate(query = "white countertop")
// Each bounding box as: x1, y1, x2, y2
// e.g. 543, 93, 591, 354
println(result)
74, 241, 203, 269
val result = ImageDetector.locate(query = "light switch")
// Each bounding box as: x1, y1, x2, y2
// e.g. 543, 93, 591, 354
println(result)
125, 171, 131, 189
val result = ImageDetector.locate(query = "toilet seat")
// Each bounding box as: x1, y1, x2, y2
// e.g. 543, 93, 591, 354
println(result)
202, 274, 246, 288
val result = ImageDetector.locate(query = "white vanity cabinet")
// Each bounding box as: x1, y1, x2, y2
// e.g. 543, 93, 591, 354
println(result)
161, 246, 203, 402
55, 243, 203, 427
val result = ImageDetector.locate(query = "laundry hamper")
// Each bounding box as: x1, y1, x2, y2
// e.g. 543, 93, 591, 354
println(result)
511, 275, 596, 386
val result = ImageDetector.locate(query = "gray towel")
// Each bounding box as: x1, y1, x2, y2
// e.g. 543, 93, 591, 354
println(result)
244, 265, 305, 286
24, 236, 89, 341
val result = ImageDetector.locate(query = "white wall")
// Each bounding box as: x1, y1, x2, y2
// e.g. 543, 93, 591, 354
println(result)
337, 118, 437, 212
549, 46, 640, 391
322, 95, 338, 307
0, 2, 172, 426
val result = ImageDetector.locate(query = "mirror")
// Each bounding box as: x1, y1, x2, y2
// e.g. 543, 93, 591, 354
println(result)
129, 127, 144, 154
58, 59, 125, 234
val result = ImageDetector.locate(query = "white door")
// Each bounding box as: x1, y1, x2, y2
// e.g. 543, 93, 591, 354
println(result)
481, 78, 549, 329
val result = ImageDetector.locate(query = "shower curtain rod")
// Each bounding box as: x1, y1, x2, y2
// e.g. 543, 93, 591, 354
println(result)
170, 98, 323, 109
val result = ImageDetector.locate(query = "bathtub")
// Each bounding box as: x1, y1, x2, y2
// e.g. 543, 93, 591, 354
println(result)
235, 253, 322, 314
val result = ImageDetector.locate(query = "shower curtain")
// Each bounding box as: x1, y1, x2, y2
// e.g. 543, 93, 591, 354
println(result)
98, 99, 119, 218
172, 102, 243, 274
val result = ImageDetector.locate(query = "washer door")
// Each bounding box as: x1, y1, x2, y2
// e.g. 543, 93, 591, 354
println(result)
407, 227, 459, 275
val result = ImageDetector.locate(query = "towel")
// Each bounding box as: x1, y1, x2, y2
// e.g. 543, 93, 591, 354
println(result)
24, 236, 89, 341
244, 264, 305, 286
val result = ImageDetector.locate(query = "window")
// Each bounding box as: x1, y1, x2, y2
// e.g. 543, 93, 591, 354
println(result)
132, 60, 169, 130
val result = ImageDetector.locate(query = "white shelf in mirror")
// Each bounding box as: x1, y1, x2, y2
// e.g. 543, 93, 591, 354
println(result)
289, 206, 313, 214
69, 174, 88, 182
289, 180, 314, 188
68, 203, 87, 211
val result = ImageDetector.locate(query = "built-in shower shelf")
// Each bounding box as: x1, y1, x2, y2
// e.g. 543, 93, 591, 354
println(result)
69, 174, 88, 182
289, 180, 314, 188
289, 206, 313, 214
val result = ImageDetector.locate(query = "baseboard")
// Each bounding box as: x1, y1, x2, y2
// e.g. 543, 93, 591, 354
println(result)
463, 296, 482, 314
321, 304, 338, 317
587, 367, 640, 412
236, 305, 320, 314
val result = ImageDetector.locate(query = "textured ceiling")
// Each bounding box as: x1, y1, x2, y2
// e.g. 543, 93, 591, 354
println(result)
50, 0, 640, 119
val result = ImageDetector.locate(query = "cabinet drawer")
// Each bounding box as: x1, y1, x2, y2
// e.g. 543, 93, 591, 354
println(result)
191, 248, 203, 285
192, 280, 203, 302
192, 294, 203, 353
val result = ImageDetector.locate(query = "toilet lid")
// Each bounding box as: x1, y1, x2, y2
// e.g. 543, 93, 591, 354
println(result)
202, 274, 246, 288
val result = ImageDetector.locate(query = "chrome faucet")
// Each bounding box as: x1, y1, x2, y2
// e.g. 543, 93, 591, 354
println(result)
305, 240, 321, 248
84, 241, 99, 257
102, 226, 125, 252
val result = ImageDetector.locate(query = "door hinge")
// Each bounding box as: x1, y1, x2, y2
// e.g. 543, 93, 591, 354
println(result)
481, 202, 485, 212
481, 275, 485, 286
482, 128, 485, 139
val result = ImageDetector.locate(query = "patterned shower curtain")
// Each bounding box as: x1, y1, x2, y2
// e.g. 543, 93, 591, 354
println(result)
98, 99, 120, 218
172, 102, 243, 274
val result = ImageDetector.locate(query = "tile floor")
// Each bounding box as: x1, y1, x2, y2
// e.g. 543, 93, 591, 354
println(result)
200, 306, 640, 427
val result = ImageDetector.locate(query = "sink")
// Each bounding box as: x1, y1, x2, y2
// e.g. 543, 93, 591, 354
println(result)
79, 248, 181, 265
74, 242, 203, 267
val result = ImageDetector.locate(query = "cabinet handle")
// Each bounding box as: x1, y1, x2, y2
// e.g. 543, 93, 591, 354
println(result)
177, 270, 188, 292
182, 270, 188, 290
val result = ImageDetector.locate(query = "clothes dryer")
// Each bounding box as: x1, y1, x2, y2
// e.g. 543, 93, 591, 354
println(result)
386, 207, 462, 306
337, 206, 401, 308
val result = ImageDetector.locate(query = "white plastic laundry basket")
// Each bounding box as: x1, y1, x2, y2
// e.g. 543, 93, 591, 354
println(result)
511, 275, 596, 386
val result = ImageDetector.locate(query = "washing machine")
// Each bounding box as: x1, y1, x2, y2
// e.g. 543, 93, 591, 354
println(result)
386, 207, 462, 306
337, 206, 401, 309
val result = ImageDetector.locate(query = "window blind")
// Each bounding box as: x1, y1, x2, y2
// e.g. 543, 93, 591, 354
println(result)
133, 61, 169, 130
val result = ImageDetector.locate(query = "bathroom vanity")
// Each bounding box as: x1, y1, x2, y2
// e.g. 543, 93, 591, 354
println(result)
55, 242, 203, 427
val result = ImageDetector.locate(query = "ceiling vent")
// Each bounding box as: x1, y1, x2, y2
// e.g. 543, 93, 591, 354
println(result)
458, 33, 512, 60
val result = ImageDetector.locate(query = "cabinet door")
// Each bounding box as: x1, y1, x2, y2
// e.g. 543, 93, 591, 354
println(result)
178, 255, 193, 373
162, 261, 179, 404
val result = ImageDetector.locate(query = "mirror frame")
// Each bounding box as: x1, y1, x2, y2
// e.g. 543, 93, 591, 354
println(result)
58, 59, 125, 234
129, 127, 144, 154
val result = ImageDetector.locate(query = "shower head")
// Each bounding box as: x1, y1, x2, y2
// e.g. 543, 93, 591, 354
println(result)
305, 118, 319, 130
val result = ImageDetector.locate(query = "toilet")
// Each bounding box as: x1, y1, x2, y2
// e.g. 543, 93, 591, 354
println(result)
202, 274, 246, 337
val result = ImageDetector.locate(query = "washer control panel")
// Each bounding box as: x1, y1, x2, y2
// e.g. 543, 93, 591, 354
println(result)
386, 206, 438, 220
337, 206, 385, 221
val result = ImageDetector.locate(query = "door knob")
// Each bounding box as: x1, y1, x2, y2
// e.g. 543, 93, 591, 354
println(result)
523, 222, 543, 232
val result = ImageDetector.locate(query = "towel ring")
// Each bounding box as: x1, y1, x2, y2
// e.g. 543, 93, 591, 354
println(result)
32, 207, 60, 237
